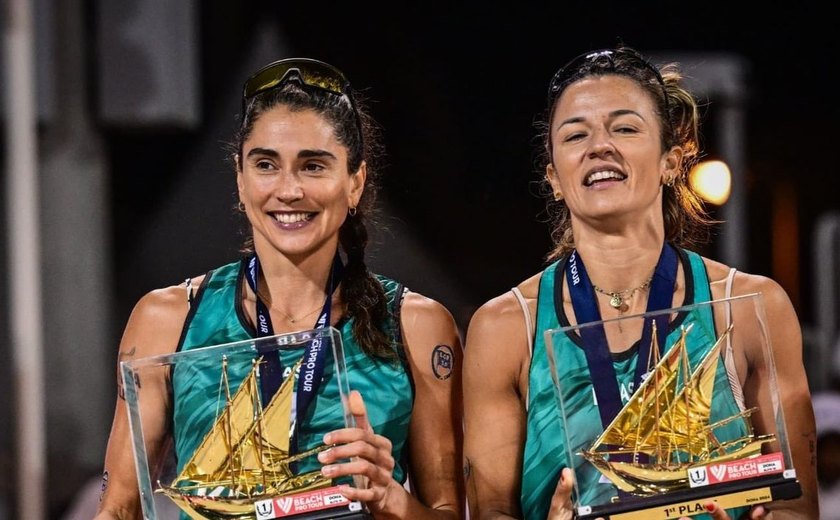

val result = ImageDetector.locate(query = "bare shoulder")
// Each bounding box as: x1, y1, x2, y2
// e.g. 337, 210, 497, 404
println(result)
702, 257, 793, 310
468, 292, 519, 340
121, 274, 207, 358
464, 272, 543, 392
400, 290, 452, 320
398, 290, 461, 358
400, 290, 457, 327
514, 271, 543, 300
468, 271, 541, 341
134, 272, 206, 323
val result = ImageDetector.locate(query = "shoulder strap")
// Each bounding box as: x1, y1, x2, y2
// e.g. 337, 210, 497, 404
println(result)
511, 287, 534, 358
511, 286, 535, 411
724, 266, 736, 334
390, 283, 407, 347
176, 268, 215, 352
723, 267, 746, 411
185, 278, 194, 307
725, 267, 737, 297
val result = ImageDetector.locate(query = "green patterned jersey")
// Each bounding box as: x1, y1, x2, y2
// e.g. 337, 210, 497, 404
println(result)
521, 248, 747, 520
171, 260, 414, 487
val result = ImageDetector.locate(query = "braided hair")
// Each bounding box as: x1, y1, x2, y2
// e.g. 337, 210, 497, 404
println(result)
233, 79, 395, 360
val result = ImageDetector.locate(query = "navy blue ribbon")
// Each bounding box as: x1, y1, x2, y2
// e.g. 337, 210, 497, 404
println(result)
565, 243, 678, 429
244, 253, 343, 453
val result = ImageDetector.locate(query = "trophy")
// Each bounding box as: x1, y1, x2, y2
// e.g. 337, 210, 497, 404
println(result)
121, 327, 372, 519
545, 294, 801, 519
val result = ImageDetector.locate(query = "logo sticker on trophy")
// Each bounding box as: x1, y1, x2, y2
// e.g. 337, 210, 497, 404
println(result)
121, 328, 372, 519
545, 294, 801, 519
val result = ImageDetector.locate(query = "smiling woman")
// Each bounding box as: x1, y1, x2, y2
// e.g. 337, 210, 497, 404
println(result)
95, 58, 465, 520
236, 106, 365, 261
462, 45, 818, 520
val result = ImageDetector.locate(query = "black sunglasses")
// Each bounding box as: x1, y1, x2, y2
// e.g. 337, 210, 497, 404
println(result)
547, 48, 669, 112
242, 58, 363, 144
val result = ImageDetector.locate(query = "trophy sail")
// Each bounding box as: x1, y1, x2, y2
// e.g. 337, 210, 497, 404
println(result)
122, 328, 373, 520
545, 295, 802, 520
157, 356, 332, 519
583, 323, 775, 495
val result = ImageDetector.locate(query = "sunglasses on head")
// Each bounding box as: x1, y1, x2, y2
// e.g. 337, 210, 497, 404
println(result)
242, 58, 364, 144
547, 48, 669, 111
243, 58, 351, 101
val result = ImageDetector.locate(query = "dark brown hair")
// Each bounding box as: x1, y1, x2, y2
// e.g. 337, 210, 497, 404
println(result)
233, 79, 395, 360
537, 45, 716, 261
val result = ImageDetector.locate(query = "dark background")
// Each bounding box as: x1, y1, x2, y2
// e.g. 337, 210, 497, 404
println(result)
110, 3, 835, 333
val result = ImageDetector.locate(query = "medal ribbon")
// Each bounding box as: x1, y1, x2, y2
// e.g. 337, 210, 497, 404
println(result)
244, 253, 343, 453
565, 243, 678, 429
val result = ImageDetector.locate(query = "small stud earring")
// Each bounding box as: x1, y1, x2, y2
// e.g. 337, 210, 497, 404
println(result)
553, 191, 564, 201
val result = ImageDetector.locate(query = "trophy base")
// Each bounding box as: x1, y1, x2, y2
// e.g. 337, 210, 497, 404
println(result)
577, 474, 801, 520
279, 506, 372, 520
252, 485, 372, 520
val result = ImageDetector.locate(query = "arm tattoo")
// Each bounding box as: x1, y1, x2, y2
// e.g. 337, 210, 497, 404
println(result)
431, 344, 454, 380
99, 470, 109, 501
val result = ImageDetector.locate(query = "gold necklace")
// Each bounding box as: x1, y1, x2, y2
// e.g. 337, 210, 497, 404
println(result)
256, 288, 327, 324
279, 303, 324, 324
591, 275, 654, 312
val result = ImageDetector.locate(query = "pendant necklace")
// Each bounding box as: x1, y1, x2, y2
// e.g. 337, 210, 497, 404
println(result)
591, 274, 654, 313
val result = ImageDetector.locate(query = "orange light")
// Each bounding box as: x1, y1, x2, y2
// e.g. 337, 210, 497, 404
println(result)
689, 160, 731, 205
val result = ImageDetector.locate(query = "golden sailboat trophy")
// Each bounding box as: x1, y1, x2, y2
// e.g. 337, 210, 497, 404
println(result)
122, 327, 372, 520
545, 294, 801, 519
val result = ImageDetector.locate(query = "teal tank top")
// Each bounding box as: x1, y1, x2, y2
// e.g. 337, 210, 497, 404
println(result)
170, 260, 415, 492
521, 248, 748, 520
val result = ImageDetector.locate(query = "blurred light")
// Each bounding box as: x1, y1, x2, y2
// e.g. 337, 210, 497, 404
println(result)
689, 160, 731, 205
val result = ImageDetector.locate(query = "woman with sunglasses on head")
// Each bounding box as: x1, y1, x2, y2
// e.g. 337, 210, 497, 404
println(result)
463, 45, 817, 520
96, 58, 465, 520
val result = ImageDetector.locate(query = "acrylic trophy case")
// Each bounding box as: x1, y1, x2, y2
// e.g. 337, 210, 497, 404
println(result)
545, 294, 801, 519
121, 327, 371, 520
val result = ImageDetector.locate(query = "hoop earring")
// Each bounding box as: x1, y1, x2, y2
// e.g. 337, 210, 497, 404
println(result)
553, 191, 564, 201
348, 207, 357, 217
237, 201, 246, 212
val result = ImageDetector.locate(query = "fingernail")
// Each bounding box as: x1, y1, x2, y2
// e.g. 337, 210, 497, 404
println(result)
323, 433, 332, 444
704, 503, 716, 513
753, 506, 765, 516
317, 449, 330, 462
321, 465, 334, 477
